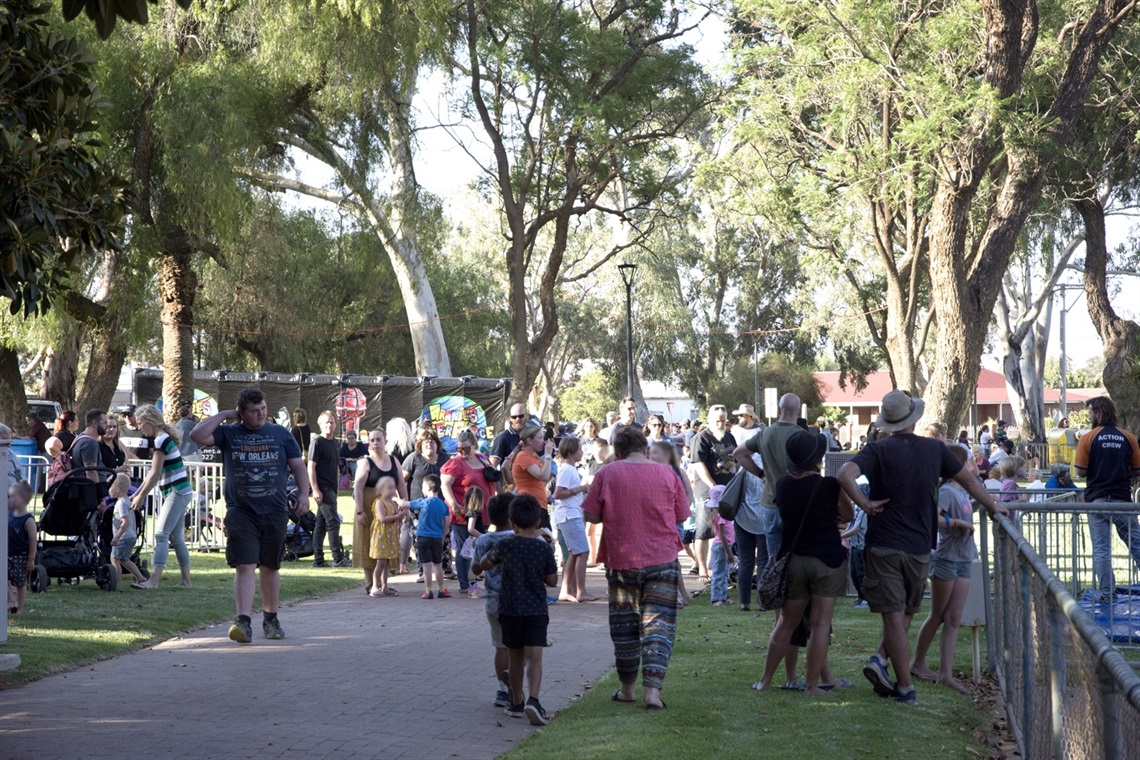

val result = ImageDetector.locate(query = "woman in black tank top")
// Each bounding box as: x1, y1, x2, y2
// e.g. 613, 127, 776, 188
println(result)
353, 428, 409, 589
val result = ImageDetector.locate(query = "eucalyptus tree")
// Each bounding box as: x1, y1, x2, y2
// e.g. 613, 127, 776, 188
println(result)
727, 0, 1137, 431
238, 0, 457, 377
463, 0, 712, 404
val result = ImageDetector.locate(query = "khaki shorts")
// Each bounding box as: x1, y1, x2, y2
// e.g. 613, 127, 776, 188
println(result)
864, 547, 930, 615
487, 612, 504, 649
785, 554, 849, 600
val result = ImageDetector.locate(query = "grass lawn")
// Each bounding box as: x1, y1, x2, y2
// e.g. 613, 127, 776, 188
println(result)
1, 552, 362, 687
506, 601, 991, 759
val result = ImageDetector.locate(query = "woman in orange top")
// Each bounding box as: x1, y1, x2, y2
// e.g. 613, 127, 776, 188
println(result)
512, 426, 555, 528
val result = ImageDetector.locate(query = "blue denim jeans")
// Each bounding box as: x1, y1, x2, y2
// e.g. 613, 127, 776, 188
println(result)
451, 524, 471, 590
761, 506, 784, 558
710, 542, 730, 603
153, 488, 192, 570
1088, 501, 1140, 594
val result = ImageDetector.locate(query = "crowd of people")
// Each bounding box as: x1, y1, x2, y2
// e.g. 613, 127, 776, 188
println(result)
7, 387, 1140, 721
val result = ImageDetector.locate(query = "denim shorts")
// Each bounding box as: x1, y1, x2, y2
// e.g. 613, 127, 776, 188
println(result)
930, 557, 972, 580
557, 518, 589, 556
112, 534, 137, 561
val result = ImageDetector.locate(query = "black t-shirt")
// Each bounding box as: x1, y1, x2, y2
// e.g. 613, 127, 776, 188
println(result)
56, 429, 76, 452
1076, 424, 1140, 502
402, 451, 451, 500
293, 424, 312, 457
308, 435, 340, 493
491, 429, 521, 462
340, 441, 368, 460
775, 473, 845, 568
486, 535, 557, 617
850, 434, 963, 554
693, 429, 738, 499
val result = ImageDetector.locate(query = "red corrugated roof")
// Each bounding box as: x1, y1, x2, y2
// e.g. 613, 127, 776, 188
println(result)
815, 369, 1090, 406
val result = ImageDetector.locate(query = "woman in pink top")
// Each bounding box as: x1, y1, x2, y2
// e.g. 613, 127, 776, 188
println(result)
583, 426, 690, 711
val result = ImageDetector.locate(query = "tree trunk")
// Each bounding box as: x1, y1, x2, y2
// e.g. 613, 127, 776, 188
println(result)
0, 345, 26, 428
40, 323, 84, 410
73, 250, 138, 413
157, 231, 198, 422
1077, 197, 1140, 433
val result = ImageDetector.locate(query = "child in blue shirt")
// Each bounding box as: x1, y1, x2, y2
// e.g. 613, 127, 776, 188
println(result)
473, 493, 516, 708
401, 474, 452, 599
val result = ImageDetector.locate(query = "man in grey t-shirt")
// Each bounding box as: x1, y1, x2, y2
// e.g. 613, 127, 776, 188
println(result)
72, 409, 108, 483
734, 393, 801, 557
174, 404, 200, 460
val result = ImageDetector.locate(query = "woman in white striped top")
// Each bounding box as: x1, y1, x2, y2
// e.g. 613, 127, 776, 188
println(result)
129, 404, 194, 590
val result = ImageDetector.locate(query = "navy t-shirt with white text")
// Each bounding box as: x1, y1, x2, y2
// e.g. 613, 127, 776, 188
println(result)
215, 422, 302, 515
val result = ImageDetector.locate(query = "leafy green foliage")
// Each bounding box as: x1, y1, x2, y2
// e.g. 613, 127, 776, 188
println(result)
705, 353, 823, 415
559, 367, 621, 424
0, 1, 130, 315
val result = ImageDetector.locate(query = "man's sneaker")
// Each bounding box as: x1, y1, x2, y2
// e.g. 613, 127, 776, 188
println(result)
228, 618, 253, 644
311, 558, 330, 568
467, 584, 486, 599
504, 703, 525, 719
494, 688, 510, 707
863, 655, 896, 698
332, 556, 353, 568
437, 588, 452, 598
422, 590, 434, 599
524, 697, 549, 726
894, 687, 917, 705
262, 617, 285, 640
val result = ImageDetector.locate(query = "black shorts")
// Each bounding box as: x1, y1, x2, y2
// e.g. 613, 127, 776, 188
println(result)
498, 613, 549, 649
225, 508, 288, 570
416, 536, 444, 564
540, 509, 551, 530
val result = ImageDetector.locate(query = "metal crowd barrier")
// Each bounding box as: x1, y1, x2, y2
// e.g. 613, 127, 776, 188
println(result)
982, 509, 1140, 759
15, 454, 52, 511
127, 458, 226, 552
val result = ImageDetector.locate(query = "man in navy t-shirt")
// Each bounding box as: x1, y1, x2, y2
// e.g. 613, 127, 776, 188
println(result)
192, 388, 309, 644
1074, 396, 1140, 596
838, 390, 1006, 705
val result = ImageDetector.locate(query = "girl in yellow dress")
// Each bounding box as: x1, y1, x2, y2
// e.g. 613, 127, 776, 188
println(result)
370, 477, 408, 597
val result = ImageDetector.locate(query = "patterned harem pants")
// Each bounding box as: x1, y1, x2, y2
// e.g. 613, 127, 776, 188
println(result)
606, 559, 680, 689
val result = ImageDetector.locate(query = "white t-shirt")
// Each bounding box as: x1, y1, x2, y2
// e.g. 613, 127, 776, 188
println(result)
114, 497, 136, 536
1026, 479, 1047, 503
553, 465, 585, 523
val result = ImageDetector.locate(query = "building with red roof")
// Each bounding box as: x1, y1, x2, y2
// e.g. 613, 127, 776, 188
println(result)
814, 368, 1092, 442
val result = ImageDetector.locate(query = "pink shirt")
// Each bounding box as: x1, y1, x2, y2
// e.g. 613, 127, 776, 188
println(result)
713, 513, 735, 546
582, 460, 690, 571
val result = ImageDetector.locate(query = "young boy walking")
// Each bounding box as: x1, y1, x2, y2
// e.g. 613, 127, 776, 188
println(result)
473, 493, 516, 707
7, 480, 37, 614
108, 473, 147, 585
403, 474, 451, 599
477, 494, 558, 725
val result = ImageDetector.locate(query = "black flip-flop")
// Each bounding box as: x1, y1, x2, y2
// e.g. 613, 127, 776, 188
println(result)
645, 701, 667, 710
612, 690, 635, 703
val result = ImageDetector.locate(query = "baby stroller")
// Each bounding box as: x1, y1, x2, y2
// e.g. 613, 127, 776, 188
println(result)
36, 466, 121, 592
282, 483, 316, 562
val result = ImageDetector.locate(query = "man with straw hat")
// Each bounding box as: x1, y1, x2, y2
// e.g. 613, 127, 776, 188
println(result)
837, 390, 1007, 704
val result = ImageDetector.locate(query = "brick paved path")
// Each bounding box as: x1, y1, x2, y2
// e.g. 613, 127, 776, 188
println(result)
0, 572, 618, 760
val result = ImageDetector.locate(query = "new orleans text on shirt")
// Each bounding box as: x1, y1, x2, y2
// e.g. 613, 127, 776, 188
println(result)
234, 445, 280, 462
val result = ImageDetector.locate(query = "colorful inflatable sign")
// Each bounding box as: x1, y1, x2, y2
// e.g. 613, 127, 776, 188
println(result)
419, 396, 492, 452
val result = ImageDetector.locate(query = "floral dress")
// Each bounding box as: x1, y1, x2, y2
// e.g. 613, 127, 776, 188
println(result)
369, 496, 401, 561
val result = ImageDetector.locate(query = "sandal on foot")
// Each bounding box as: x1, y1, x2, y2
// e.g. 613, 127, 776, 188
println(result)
779, 681, 805, 691
645, 700, 667, 710
612, 690, 635, 703
382, 589, 399, 597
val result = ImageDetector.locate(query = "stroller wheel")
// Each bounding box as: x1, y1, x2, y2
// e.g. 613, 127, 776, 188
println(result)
30, 565, 49, 593
99, 563, 119, 592
283, 551, 297, 562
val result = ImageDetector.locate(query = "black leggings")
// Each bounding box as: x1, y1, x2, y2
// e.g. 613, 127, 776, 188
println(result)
733, 522, 768, 607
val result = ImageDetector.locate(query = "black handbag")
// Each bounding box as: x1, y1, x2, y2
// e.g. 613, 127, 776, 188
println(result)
716, 468, 747, 520
756, 479, 819, 611
477, 454, 502, 483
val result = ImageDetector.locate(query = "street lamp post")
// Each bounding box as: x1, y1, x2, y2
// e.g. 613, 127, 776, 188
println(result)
618, 263, 638, 400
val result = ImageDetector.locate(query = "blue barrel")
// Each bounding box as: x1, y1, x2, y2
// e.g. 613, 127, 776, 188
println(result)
8, 437, 43, 489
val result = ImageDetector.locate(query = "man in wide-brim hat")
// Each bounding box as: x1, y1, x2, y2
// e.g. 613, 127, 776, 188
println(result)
836, 390, 1008, 704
